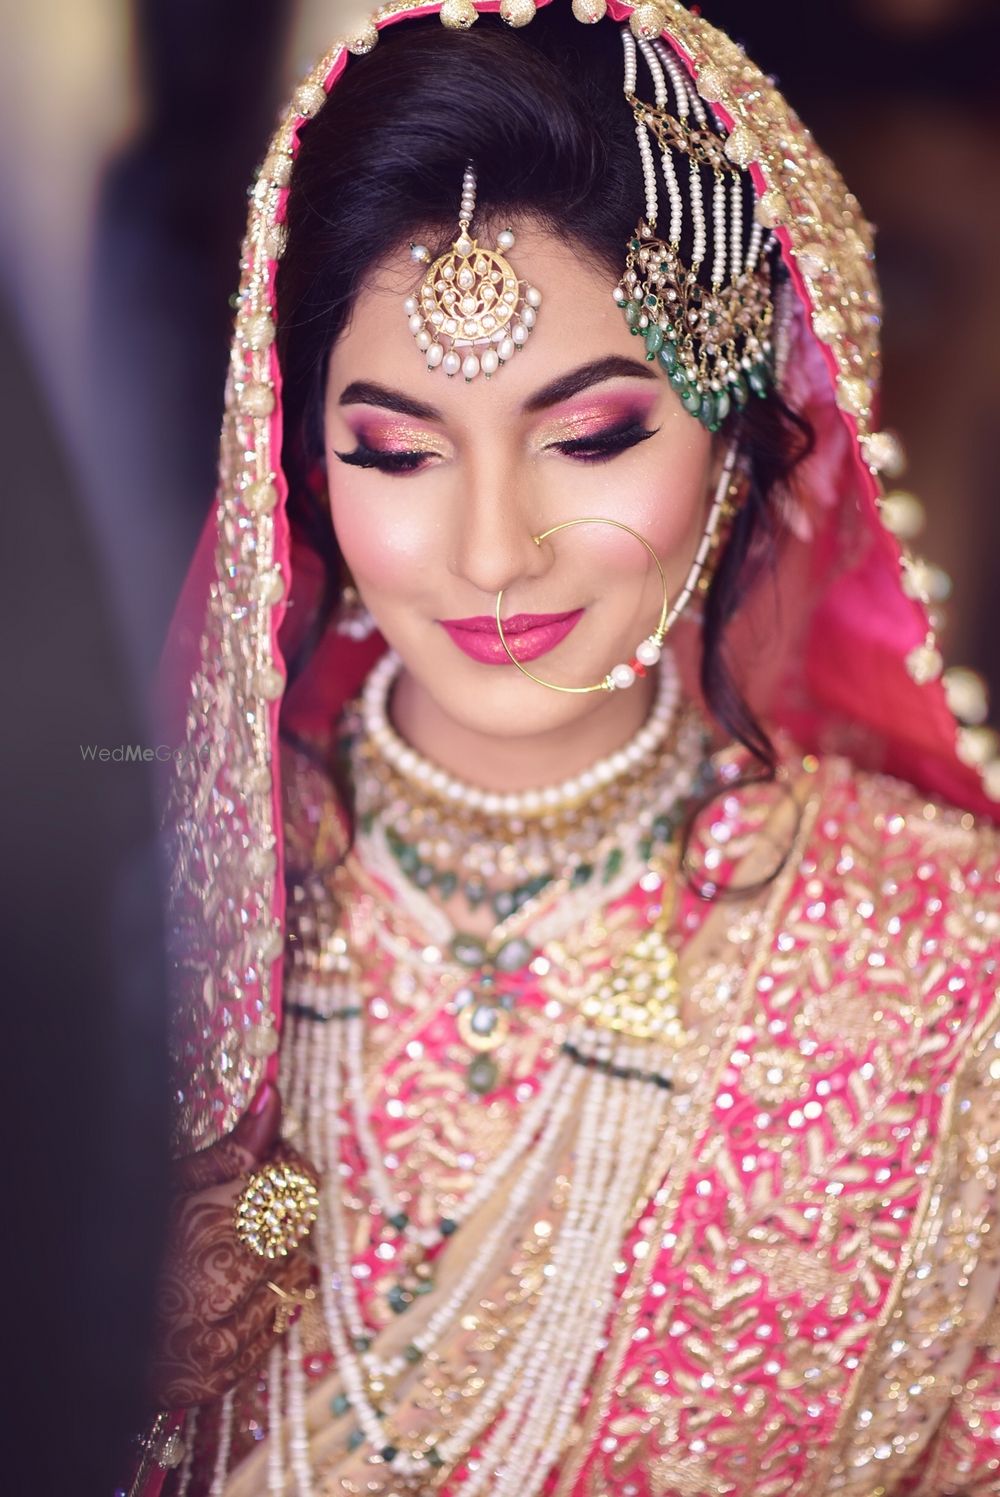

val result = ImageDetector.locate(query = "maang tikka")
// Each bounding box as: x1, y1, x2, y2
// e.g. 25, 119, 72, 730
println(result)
405, 162, 542, 381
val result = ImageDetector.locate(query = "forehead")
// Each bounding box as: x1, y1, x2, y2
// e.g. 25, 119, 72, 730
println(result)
326, 221, 643, 417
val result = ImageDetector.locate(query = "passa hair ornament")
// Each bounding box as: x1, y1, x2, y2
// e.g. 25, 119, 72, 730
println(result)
406, 162, 543, 381
615, 29, 776, 432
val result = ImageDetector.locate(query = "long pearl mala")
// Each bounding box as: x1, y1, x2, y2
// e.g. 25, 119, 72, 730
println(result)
265, 654, 706, 1494
362, 644, 680, 818
271, 923, 694, 1495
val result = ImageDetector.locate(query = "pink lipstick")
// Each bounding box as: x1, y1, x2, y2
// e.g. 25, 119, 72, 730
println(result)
439, 609, 584, 666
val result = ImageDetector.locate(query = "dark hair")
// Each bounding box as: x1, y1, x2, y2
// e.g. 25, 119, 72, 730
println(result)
275, 6, 813, 791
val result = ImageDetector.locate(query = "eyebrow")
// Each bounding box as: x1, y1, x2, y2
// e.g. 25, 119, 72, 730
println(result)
337, 355, 658, 422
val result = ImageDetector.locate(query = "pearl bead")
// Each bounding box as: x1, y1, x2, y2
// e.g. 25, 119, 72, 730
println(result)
525, 286, 542, 308
416, 330, 432, 351
408, 313, 423, 335
636, 638, 661, 667
521, 306, 536, 329
403, 296, 418, 316
443, 351, 462, 377
481, 348, 499, 377
511, 323, 528, 345
497, 229, 516, 250
410, 243, 430, 263
611, 663, 637, 690
498, 337, 516, 362
426, 343, 444, 369
463, 354, 481, 380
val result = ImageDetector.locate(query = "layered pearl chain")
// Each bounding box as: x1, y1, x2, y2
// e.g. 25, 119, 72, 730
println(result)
361, 644, 680, 818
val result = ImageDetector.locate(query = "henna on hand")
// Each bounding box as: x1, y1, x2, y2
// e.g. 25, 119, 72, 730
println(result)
150, 1085, 319, 1406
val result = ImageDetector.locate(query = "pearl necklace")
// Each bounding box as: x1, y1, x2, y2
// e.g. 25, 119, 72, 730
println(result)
361, 644, 680, 819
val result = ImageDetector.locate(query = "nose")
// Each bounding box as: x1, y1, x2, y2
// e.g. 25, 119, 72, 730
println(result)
447, 452, 552, 601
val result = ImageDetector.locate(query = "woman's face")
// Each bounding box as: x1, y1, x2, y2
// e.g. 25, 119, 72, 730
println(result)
323, 222, 715, 746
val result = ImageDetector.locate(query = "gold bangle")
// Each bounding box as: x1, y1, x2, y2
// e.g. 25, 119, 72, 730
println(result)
234, 1161, 319, 1260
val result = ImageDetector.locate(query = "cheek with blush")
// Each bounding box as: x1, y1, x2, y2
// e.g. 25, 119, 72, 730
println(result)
327, 487, 431, 610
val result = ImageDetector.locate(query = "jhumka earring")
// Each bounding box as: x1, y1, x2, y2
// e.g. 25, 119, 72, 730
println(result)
405, 161, 543, 381
335, 566, 378, 640
495, 441, 739, 694
614, 29, 776, 432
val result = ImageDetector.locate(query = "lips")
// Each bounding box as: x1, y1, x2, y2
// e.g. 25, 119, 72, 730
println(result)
439, 609, 584, 666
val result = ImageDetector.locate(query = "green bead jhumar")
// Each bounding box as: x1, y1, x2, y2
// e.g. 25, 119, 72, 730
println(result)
644, 325, 664, 359
657, 340, 678, 374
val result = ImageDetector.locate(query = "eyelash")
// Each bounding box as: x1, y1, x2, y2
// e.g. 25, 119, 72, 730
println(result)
333, 418, 658, 475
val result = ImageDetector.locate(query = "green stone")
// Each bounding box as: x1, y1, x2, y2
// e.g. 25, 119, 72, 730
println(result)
494, 935, 532, 972
731, 374, 749, 408
639, 836, 653, 860
467, 1054, 499, 1095
657, 340, 678, 374
439, 1216, 458, 1236
347, 1428, 364, 1452
388, 1285, 413, 1314
681, 385, 702, 417
380, 1445, 399, 1463
630, 238, 641, 251
602, 847, 624, 883
465, 879, 486, 908
330, 1393, 351, 1416
397, 844, 419, 875
469, 1004, 498, 1037
700, 392, 717, 429
404, 1343, 424, 1365
748, 363, 769, 398
669, 370, 688, 394
624, 299, 640, 326
426, 1447, 445, 1470
414, 863, 434, 888
388, 1210, 409, 1232
492, 889, 515, 920
644, 325, 664, 359
437, 871, 457, 898
652, 813, 673, 842
352, 1334, 371, 1353
715, 388, 731, 424
452, 933, 487, 967
571, 863, 593, 887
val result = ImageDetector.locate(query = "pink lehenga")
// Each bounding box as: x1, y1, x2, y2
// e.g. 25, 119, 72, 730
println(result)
143, 3, 1000, 1495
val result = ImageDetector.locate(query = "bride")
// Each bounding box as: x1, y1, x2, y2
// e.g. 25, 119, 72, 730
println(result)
137, 3, 1000, 1495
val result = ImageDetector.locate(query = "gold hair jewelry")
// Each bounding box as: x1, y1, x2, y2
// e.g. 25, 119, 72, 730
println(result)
405, 162, 542, 381
494, 442, 739, 695
496, 518, 669, 694
234, 1161, 319, 1260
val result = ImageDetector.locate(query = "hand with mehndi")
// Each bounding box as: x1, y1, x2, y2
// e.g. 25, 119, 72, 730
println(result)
150, 1084, 316, 1407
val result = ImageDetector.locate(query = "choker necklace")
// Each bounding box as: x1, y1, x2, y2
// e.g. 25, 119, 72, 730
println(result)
358, 645, 680, 819
347, 647, 688, 924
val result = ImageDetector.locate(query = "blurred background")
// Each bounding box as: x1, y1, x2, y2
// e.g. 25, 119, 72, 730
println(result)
1, 1, 996, 1492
